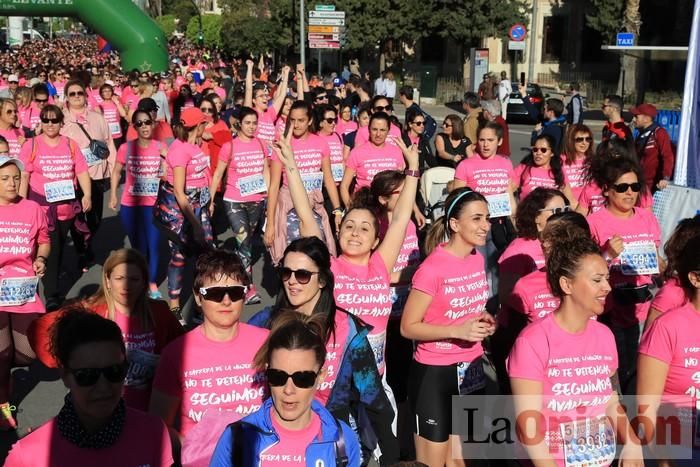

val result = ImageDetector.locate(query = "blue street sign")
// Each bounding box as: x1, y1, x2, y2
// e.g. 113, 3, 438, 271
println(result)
509, 24, 527, 42
616, 32, 635, 47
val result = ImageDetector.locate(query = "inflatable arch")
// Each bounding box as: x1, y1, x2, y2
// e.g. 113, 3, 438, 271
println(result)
0, 0, 168, 72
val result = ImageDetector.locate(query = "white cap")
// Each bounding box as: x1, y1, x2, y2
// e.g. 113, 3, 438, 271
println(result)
7, 74, 18, 83
0, 156, 24, 171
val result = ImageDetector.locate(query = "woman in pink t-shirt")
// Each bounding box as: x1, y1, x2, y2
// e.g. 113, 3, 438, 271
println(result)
509, 234, 642, 467
209, 106, 269, 305
341, 103, 371, 162
638, 236, 700, 464
274, 95, 294, 140
399, 188, 495, 465
645, 215, 700, 331
315, 104, 345, 186
0, 99, 24, 158
561, 124, 595, 201
109, 110, 166, 297
5, 307, 173, 467
98, 84, 127, 148
244, 60, 290, 150
587, 156, 662, 393
514, 133, 576, 206
336, 102, 357, 137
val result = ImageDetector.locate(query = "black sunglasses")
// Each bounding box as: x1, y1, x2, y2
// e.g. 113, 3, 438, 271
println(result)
266, 368, 319, 389
134, 119, 153, 128
34, 98, 48, 103
574, 136, 593, 143
68, 363, 128, 387
41, 117, 61, 124
68, 91, 85, 97
323, 117, 337, 124
412, 121, 425, 126
612, 182, 642, 193
373, 105, 392, 112
198, 285, 246, 302
279, 267, 319, 285
201, 107, 215, 114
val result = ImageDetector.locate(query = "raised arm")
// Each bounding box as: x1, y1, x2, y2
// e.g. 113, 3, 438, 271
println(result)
243, 59, 254, 108
271, 65, 291, 114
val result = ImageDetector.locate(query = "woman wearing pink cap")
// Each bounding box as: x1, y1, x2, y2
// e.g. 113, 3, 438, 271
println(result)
155, 107, 213, 321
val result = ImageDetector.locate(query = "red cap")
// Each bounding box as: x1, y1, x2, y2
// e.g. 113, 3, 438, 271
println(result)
180, 107, 210, 127
630, 103, 657, 119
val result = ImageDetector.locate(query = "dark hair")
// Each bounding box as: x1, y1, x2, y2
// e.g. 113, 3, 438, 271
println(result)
286, 100, 314, 135
253, 311, 327, 371
405, 107, 421, 125
273, 237, 337, 345
478, 121, 504, 141
313, 103, 337, 133
236, 105, 258, 131
545, 210, 591, 237
463, 91, 480, 109
545, 98, 564, 117
569, 82, 580, 92
399, 85, 413, 100
584, 138, 638, 187
369, 111, 390, 131
356, 101, 372, 121
64, 79, 86, 93
50, 305, 125, 368
519, 134, 565, 187
130, 109, 151, 125
99, 83, 114, 96
194, 249, 249, 292
424, 187, 488, 255
32, 83, 49, 97
443, 114, 465, 140
600, 156, 646, 198
370, 95, 391, 111
352, 170, 406, 239
663, 216, 700, 281
604, 94, 623, 111
200, 94, 219, 123
677, 236, 700, 299
564, 124, 595, 165
546, 235, 602, 298
515, 188, 568, 240
40, 104, 64, 123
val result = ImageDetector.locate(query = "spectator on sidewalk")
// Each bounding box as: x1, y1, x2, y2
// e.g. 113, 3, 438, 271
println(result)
384, 71, 397, 103
565, 82, 584, 125
631, 103, 676, 192
374, 71, 386, 97
398, 85, 437, 140
601, 94, 635, 155
462, 91, 483, 145
478, 73, 495, 101
498, 71, 512, 119
519, 83, 566, 150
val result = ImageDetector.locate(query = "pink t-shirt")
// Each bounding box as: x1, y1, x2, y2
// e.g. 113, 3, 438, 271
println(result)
321, 132, 344, 182
152, 323, 268, 436
0, 127, 23, 158
332, 253, 391, 374
498, 237, 545, 278
3, 407, 173, 467
651, 277, 687, 315
262, 408, 322, 466
18, 105, 40, 131
219, 137, 268, 203
561, 155, 586, 200
337, 120, 357, 136
393, 220, 420, 275
508, 269, 560, 324
411, 245, 489, 365
117, 140, 164, 207
255, 107, 279, 149
0, 198, 48, 314
577, 182, 605, 215
454, 154, 514, 195
165, 139, 210, 189
270, 133, 329, 188
508, 313, 618, 464
100, 100, 122, 138
315, 311, 351, 405
587, 207, 661, 327
514, 164, 568, 199
639, 302, 700, 407
355, 123, 402, 147
346, 142, 405, 189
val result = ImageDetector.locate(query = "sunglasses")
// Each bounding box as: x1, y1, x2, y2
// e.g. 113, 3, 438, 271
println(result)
41, 117, 61, 124
8, 81, 17, 84
412, 121, 425, 126
315, 95, 328, 101
266, 368, 319, 389
68, 91, 85, 97
68, 363, 128, 387
200, 107, 215, 114
531, 147, 551, 154
323, 117, 337, 124
279, 267, 319, 284
5, 110, 15, 115
134, 119, 153, 128
612, 182, 642, 193
574, 136, 592, 143
35, 98, 48, 103
373, 105, 392, 112
198, 285, 246, 302
539, 206, 571, 214
442, 122, 452, 128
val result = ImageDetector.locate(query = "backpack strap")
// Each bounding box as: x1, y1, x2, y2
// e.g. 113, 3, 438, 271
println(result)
29, 137, 37, 163
333, 417, 349, 467
228, 420, 244, 466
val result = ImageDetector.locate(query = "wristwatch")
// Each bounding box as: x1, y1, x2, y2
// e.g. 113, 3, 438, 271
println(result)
404, 169, 420, 178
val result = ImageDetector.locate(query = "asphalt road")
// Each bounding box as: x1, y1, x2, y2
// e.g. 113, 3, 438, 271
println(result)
0, 121, 535, 463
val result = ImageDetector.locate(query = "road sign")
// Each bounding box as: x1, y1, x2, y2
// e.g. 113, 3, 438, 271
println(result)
509, 23, 527, 42
308, 33, 340, 41
616, 32, 635, 47
309, 11, 345, 18
508, 41, 526, 51
309, 41, 341, 49
315, 4, 335, 11
308, 25, 342, 33
308, 18, 345, 26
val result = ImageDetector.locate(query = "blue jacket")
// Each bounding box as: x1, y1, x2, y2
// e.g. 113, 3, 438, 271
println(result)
248, 307, 399, 464
210, 398, 361, 466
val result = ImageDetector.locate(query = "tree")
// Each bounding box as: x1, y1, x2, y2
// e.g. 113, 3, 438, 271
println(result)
218, 0, 291, 56
186, 14, 222, 49
162, 0, 199, 26
585, 0, 624, 43
155, 14, 178, 37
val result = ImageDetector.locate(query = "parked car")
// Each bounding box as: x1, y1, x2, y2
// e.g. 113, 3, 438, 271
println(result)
506, 83, 545, 123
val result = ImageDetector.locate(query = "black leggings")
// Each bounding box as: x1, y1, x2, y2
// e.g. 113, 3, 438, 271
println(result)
43, 218, 74, 301
0, 312, 38, 402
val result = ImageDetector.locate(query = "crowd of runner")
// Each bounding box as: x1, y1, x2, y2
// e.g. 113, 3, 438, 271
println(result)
0, 36, 695, 467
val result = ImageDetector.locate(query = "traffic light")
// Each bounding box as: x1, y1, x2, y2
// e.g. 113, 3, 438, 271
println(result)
197, 32, 204, 45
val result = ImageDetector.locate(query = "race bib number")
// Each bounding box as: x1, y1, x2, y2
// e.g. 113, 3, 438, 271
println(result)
457, 360, 485, 395
81, 147, 102, 167
367, 331, 387, 374
129, 177, 160, 197
237, 173, 267, 196
44, 179, 76, 203
109, 122, 121, 135
620, 242, 659, 276
560, 417, 616, 467
301, 171, 324, 192
486, 192, 512, 218
331, 163, 344, 183
0, 277, 38, 306
124, 348, 160, 388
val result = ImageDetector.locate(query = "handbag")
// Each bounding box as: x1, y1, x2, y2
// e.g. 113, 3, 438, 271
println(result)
76, 122, 110, 160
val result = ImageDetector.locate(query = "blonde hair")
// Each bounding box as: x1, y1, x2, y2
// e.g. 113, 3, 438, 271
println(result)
14, 87, 32, 107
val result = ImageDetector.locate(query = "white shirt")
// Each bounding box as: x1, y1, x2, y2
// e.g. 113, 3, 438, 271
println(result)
498, 79, 512, 102
374, 78, 386, 96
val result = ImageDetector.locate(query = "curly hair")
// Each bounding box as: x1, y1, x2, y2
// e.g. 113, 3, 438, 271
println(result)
663, 215, 700, 281
547, 235, 602, 299
515, 188, 567, 240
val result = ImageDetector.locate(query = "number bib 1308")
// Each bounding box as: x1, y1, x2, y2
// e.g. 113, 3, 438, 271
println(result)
457, 360, 485, 395
0, 276, 38, 306
485, 192, 512, 218
129, 177, 160, 197
560, 417, 615, 467
301, 171, 324, 192
619, 242, 659, 276
237, 173, 266, 196
44, 179, 76, 203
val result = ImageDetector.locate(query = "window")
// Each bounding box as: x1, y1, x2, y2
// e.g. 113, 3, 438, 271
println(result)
541, 16, 564, 63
